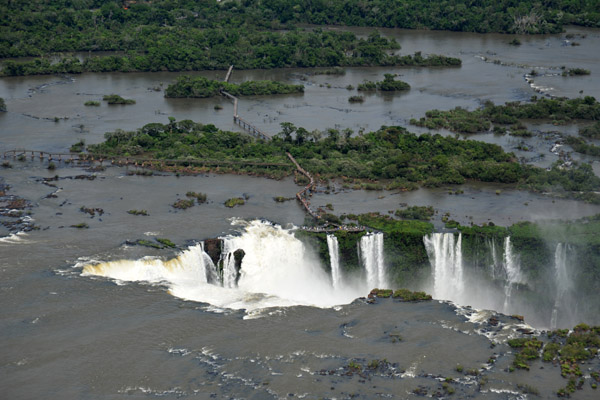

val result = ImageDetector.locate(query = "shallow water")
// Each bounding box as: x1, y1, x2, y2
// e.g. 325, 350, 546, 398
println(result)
2, 26, 600, 399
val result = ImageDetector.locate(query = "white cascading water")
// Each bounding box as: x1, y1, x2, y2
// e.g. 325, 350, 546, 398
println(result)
423, 233, 464, 303
550, 243, 572, 330
326, 234, 342, 289
359, 232, 386, 289
502, 237, 521, 313
201, 242, 220, 284
488, 238, 499, 280
82, 242, 215, 286
220, 239, 239, 288
82, 220, 363, 312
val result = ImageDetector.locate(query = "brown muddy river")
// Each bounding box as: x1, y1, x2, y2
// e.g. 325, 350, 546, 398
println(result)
1, 27, 600, 399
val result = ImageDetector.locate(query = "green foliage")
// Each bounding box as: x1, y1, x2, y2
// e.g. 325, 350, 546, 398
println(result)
137, 240, 162, 249
542, 342, 561, 361
348, 95, 364, 103
580, 122, 600, 139
565, 136, 600, 157
102, 94, 135, 105
186, 191, 207, 204
392, 288, 432, 301
87, 122, 600, 201
127, 209, 149, 216
370, 288, 393, 298
413, 97, 600, 134
70, 222, 89, 229
0, 6, 462, 77
562, 68, 591, 76
225, 197, 245, 208
509, 338, 543, 370
70, 139, 85, 153
0, 97, 6, 112
395, 205, 434, 221
412, 107, 491, 133
172, 198, 195, 209
358, 74, 410, 92
156, 238, 176, 248
165, 76, 304, 98
84, 101, 100, 106
2, 1, 597, 71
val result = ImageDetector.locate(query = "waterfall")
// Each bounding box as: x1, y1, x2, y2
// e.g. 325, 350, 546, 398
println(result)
359, 233, 386, 289
488, 238, 499, 279
550, 243, 572, 330
201, 242, 219, 285
82, 221, 364, 311
82, 242, 215, 285
502, 237, 521, 313
327, 234, 342, 289
220, 240, 238, 288
424, 233, 464, 303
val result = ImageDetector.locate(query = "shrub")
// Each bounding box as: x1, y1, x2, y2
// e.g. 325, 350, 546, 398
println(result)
186, 191, 207, 204
172, 199, 195, 209
224, 197, 245, 208
102, 94, 135, 104
127, 209, 148, 216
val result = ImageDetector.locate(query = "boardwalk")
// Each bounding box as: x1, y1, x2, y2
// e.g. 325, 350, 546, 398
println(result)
286, 152, 321, 220
301, 225, 366, 233
220, 66, 271, 141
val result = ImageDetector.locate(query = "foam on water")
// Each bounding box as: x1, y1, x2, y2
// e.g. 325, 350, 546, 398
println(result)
0, 232, 30, 245
81, 220, 366, 312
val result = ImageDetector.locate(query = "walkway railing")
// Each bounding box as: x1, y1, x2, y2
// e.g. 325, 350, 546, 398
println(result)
220, 66, 271, 141
286, 152, 321, 220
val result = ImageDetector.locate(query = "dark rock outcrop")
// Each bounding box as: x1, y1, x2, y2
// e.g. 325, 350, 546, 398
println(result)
203, 238, 223, 266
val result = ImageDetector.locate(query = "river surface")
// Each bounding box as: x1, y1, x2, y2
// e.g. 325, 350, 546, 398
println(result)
1, 27, 600, 399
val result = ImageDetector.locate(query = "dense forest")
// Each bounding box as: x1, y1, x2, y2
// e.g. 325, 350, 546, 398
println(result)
0, 28, 460, 76
2, 1, 599, 58
164, 76, 304, 98
87, 121, 600, 203
1, 0, 596, 74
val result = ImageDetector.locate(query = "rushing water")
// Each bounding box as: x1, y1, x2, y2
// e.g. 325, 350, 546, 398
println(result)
326, 234, 342, 289
359, 232, 387, 289
501, 237, 521, 314
2, 26, 600, 399
83, 220, 364, 311
550, 242, 574, 330
424, 232, 464, 304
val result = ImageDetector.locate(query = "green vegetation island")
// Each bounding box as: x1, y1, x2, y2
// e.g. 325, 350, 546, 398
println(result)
1, 0, 599, 64
164, 76, 304, 98
411, 96, 600, 134
86, 119, 600, 204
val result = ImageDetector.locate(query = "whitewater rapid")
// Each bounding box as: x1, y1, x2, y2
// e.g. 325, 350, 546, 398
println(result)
81, 220, 369, 312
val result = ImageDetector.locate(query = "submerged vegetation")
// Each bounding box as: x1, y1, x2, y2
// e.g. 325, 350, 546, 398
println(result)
358, 74, 411, 92
102, 94, 135, 105
506, 324, 600, 395
225, 197, 246, 208
411, 96, 600, 134
165, 76, 304, 98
